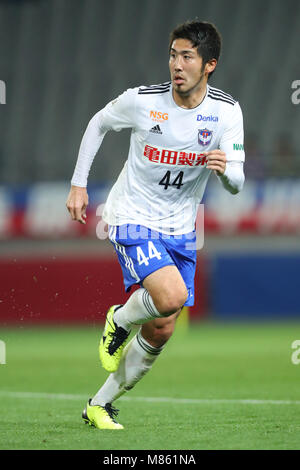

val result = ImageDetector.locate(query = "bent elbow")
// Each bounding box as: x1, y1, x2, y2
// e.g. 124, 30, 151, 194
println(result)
229, 179, 245, 195
230, 187, 240, 195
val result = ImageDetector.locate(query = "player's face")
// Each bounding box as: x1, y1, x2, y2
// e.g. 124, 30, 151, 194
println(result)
169, 39, 206, 96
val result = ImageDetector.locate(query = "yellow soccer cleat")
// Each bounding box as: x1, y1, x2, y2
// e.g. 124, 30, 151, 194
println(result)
99, 305, 131, 373
82, 399, 124, 430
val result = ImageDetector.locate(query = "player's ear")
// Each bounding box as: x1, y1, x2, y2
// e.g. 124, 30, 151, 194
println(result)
205, 59, 217, 75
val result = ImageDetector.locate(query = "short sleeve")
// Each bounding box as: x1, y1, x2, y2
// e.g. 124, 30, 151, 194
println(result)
99, 88, 137, 132
219, 102, 245, 162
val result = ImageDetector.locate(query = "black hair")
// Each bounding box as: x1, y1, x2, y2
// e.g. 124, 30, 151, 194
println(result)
169, 20, 222, 79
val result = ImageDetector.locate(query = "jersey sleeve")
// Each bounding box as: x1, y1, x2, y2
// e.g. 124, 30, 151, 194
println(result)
217, 161, 245, 194
219, 102, 245, 162
70, 88, 137, 187
99, 87, 137, 132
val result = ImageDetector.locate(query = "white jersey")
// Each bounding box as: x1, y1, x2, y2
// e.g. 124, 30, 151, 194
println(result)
72, 82, 245, 235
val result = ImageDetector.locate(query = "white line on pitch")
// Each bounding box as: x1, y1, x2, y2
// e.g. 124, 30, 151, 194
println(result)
0, 391, 300, 406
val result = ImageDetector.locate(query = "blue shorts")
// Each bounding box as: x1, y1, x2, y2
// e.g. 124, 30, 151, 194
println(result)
109, 224, 197, 306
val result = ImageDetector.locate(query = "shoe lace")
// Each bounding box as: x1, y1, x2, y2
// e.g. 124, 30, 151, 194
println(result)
104, 403, 120, 423
107, 326, 130, 355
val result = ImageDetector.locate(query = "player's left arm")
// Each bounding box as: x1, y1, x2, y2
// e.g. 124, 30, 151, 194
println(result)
206, 102, 245, 195
205, 149, 244, 195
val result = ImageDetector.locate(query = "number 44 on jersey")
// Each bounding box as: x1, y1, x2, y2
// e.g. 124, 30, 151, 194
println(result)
137, 241, 162, 266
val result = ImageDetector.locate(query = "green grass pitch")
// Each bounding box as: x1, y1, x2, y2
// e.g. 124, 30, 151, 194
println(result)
0, 321, 300, 450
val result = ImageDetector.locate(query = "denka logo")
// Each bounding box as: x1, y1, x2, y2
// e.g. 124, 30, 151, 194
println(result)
150, 110, 168, 122
197, 114, 218, 122
233, 143, 244, 151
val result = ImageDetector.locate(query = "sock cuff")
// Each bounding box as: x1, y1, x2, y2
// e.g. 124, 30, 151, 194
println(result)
141, 289, 161, 319
136, 329, 164, 356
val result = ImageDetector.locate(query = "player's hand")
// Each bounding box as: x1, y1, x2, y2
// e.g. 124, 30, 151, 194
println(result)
66, 185, 89, 224
204, 149, 227, 175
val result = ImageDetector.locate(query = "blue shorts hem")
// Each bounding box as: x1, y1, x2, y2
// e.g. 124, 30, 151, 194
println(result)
123, 261, 175, 292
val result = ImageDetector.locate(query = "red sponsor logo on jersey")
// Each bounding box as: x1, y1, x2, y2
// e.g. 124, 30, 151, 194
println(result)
144, 145, 207, 166
150, 110, 169, 122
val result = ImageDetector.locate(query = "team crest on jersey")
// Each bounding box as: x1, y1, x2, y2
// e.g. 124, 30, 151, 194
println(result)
198, 128, 213, 146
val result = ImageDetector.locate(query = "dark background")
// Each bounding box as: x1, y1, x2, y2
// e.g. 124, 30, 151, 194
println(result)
0, 0, 299, 184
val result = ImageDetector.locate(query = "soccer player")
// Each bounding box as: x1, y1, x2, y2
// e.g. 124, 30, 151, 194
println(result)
66, 20, 245, 430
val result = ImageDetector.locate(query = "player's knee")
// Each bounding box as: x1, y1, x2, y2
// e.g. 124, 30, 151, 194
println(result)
155, 289, 188, 316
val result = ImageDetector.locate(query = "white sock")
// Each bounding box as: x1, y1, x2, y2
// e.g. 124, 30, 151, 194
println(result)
90, 329, 164, 406
113, 287, 163, 331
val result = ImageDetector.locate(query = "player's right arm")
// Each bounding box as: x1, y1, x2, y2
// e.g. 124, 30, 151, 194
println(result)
66, 88, 137, 223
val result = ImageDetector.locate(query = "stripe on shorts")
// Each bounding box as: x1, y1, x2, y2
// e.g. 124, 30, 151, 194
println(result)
109, 226, 140, 282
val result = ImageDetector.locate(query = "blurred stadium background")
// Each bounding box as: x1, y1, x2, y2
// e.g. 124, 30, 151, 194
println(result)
0, 0, 300, 326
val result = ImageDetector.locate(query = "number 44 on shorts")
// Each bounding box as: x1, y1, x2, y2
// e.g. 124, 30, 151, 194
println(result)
137, 241, 162, 266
